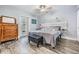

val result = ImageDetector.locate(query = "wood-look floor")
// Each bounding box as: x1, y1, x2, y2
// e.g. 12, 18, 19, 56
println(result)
0, 36, 79, 54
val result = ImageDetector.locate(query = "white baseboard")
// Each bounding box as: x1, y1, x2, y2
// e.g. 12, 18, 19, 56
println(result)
77, 38, 79, 42
62, 36, 77, 41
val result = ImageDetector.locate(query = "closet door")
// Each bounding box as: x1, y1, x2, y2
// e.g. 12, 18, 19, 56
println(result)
20, 16, 29, 36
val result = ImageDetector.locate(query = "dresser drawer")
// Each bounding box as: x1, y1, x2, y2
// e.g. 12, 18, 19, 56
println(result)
0, 24, 2, 39
3, 34, 17, 39
3, 29, 17, 36
0, 24, 1, 29
0, 29, 1, 34
1, 36, 17, 42
3, 25, 17, 30
3, 29, 17, 33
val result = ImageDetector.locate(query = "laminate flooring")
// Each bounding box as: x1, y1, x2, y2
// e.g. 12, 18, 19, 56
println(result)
0, 36, 79, 54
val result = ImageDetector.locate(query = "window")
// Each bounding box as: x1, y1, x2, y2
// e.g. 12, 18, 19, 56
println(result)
32, 19, 36, 24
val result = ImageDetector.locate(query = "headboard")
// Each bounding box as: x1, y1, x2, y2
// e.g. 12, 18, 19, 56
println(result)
40, 22, 68, 30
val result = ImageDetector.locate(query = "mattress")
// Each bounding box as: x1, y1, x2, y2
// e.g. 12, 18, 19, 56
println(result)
30, 30, 61, 47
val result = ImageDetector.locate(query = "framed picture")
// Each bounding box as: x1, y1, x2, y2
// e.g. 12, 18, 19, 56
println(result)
32, 19, 36, 24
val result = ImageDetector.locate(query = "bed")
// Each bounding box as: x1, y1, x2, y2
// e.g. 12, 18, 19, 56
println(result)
29, 26, 62, 48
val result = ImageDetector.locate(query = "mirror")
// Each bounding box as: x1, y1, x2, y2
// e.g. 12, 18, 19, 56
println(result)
2, 17, 15, 23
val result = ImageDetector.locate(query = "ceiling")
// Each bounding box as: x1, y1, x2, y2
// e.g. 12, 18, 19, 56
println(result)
0, 5, 77, 18
11, 5, 54, 17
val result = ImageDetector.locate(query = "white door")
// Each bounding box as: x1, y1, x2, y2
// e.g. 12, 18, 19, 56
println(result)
20, 16, 29, 37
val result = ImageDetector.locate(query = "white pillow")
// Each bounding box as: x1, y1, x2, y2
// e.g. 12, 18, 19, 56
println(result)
52, 29, 56, 31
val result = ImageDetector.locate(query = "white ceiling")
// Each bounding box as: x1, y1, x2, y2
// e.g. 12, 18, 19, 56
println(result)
0, 5, 77, 18
11, 5, 54, 17
12, 5, 77, 14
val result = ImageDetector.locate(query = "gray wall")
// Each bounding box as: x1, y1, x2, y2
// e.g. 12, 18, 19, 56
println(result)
77, 9, 79, 41
0, 5, 36, 38
38, 5, 77, 40
28, 17, 38, 32
0, 5, 77, 40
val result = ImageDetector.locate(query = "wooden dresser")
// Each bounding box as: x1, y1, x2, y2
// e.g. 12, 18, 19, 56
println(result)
0, 16, 18, 43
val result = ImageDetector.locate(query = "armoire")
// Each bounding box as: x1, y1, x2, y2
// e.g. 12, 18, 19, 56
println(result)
0, 16, 18, 43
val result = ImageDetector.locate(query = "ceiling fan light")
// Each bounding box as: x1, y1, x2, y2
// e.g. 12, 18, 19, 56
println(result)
40, 5, 46, 9
40, 9, 45, 12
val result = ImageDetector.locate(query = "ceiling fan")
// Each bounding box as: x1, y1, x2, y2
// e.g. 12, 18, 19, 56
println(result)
31, 5, 53, 18
34, 5, 52, 14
